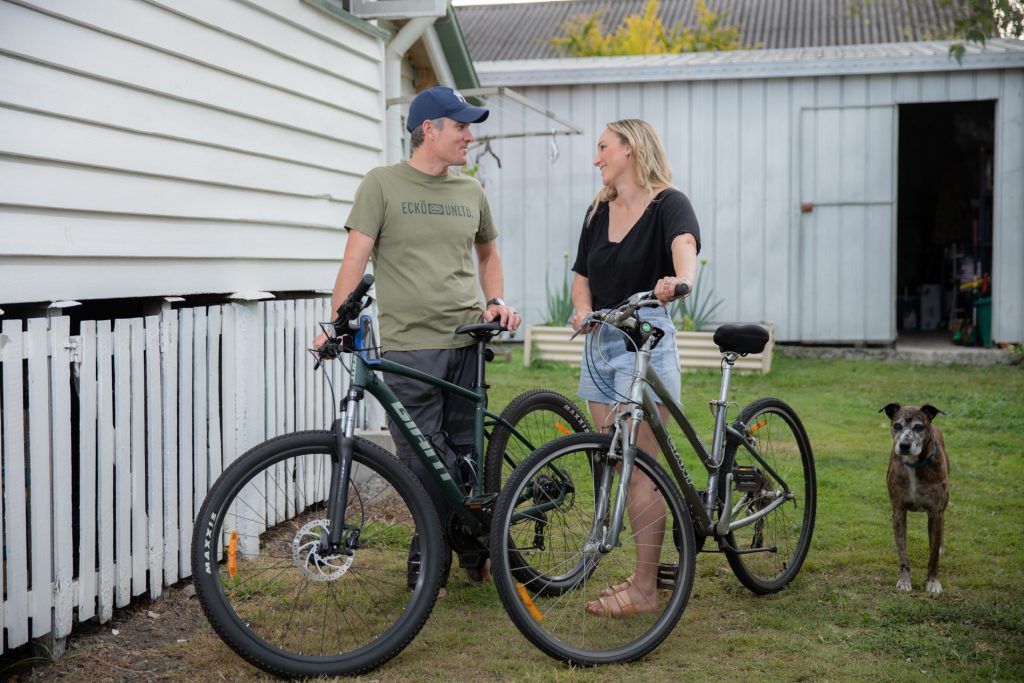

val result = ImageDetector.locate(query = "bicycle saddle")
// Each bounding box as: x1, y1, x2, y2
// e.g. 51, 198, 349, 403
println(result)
713, 324, 769, 355
455, 321, 506, 340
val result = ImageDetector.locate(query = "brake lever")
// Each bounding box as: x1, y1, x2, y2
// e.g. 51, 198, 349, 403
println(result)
569, 312, 604, 340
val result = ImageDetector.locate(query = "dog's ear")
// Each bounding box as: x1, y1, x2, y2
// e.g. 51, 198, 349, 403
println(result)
921, 404, 944, 421
880, 403, 901, 419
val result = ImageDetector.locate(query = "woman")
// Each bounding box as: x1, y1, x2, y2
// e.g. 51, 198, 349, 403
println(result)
570, 119, 700, 618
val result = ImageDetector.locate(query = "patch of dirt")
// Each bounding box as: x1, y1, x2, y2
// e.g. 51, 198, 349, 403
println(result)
3, 582, 252, 682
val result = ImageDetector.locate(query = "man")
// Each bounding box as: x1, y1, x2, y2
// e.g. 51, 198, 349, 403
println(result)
316, 86, 521, 593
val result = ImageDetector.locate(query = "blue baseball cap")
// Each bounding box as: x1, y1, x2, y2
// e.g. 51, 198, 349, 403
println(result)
406, 86, 489, 132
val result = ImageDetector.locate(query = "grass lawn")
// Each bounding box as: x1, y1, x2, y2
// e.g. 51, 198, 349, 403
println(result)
22, 350, 1023, 682
369, 351, 1023, 682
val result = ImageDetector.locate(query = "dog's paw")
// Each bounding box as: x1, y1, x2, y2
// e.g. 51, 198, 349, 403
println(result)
925, 578, 942, 594
896, 576, 912, 591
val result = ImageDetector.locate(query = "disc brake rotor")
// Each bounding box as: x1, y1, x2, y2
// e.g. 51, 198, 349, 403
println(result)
292, 519, 353, 582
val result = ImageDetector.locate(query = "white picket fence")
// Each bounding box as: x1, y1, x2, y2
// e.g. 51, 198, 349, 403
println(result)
0, 297, 384, 652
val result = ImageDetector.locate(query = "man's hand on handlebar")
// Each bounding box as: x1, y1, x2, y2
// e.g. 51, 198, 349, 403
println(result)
312, 273, 375, 358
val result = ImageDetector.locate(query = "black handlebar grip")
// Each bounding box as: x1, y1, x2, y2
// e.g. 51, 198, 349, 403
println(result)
674, 281, 691, 298
337, 274, 375, 316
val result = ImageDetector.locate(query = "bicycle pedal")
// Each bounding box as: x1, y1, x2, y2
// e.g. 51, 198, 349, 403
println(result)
732, 465, 764, 492
464, 493, 498, 512
656, 563, 676, 590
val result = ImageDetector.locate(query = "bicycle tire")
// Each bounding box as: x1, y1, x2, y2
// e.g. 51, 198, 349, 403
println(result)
491, 432, 696, 666
484, 389, 591, 494
719, 398, 816, 594
191, 431, 443, 679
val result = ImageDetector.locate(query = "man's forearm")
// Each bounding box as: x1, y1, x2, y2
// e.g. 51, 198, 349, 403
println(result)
331, 230, 375, 312
478, 248, 504, 301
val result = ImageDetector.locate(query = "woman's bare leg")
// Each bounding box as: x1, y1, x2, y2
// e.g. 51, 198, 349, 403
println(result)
586, 402, 669, 614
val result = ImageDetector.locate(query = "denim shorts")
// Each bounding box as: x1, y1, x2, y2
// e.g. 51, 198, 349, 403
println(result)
577, 306, 681, 405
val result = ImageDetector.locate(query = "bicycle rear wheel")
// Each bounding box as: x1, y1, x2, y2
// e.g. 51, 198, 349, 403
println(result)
191, 431, 443, 678
490, 432, 696, 666
484, 389, 591, 494
719, 398, 816, 594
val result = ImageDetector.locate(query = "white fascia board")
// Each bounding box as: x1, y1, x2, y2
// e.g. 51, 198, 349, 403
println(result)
477, 42, 1024, 87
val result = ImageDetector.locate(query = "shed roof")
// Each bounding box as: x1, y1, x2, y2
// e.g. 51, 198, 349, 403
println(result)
455, 0, 962, 62
475, 38, 1024, 86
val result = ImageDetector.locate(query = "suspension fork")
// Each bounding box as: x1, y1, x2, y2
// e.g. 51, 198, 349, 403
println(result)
322, 386, 362, 553
599, 343, 651, 552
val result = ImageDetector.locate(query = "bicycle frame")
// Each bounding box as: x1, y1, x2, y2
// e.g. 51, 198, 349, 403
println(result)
323, 329, 531, 548
596, 327, 794, 550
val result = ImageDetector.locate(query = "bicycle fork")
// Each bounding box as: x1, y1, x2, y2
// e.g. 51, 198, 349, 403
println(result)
320, 387, 362, 555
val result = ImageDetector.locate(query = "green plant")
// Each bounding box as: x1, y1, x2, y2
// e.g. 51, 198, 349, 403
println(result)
544, 253, 574, 326
1010, 343, 1024, 366
671, 258, 724, 331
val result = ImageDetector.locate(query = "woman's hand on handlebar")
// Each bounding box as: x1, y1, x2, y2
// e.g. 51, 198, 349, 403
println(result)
571, 308, 595, 334
654, 276, 691, 305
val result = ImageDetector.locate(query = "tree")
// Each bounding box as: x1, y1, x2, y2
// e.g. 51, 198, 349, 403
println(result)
550, 0, 742, 58
944, 0, 1024, 61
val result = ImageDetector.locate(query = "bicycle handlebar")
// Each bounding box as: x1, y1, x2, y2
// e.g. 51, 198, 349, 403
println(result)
334, 274, 375, 331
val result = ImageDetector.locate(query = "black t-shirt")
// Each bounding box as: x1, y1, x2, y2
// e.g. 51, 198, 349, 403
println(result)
572, 188, 701, 310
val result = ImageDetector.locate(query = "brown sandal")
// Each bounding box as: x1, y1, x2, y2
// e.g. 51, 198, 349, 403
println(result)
599, 577, 634, 597
585, 589, 659, 618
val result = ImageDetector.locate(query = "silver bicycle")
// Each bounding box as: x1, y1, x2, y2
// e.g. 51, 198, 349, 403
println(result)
489, 288, 816, 665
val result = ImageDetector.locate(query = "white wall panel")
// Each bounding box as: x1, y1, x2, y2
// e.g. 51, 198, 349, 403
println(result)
0, 0, 385, 304
993, 70, 1024, 343
17, 0, 382, 114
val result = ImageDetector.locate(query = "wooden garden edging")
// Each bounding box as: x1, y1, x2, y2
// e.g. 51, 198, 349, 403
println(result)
524, 323, 775, 373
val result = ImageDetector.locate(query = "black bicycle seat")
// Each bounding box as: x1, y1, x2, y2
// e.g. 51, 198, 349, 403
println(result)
713, 324, 769, 355
455, 321, 506, 340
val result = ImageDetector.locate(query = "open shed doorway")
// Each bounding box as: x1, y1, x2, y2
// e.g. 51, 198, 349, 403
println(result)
896, 101, 995, 346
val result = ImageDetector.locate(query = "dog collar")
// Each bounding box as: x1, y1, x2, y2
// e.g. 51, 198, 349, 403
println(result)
904, 443, 937, 470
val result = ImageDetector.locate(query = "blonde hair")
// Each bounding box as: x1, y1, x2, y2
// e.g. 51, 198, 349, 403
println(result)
586, 119, 673, 226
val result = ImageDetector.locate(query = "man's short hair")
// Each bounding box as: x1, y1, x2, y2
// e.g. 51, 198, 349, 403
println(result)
410, 117, 445, 149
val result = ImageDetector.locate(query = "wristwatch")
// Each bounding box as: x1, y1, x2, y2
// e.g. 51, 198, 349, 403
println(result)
487, 297, 506, 307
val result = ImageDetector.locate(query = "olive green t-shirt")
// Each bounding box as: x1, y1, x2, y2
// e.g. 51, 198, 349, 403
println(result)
345, 161, 498, 351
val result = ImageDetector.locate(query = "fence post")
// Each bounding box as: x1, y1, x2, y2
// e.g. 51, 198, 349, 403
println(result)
233, 302, 261, 461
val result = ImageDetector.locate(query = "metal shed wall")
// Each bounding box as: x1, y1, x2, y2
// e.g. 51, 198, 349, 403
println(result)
0, 0, 386, 305
474, 51, 1024, 344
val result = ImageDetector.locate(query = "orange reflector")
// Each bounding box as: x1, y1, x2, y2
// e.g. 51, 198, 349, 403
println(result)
750, 419, 767, 434
228, 530, 239, 578
554, 422, 571, 436
517, 582, 543, 622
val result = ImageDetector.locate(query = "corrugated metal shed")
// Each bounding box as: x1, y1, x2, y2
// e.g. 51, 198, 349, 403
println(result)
455, 0, 961, 62
477, 40, 1024, 84
467, 39, 1024, 344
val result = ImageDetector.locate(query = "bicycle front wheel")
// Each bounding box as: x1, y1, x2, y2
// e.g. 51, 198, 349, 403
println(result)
720, 398, 816, 594
191, 431, 443, 679
484, 389, 591, 494
491, 432, 696, 666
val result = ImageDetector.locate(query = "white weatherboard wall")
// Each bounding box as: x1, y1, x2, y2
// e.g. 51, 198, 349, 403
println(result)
474, 46, 1024, 344
0, 0, 386, 304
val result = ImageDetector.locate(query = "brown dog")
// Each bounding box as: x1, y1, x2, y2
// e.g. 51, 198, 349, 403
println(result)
880, 403, 950, 594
